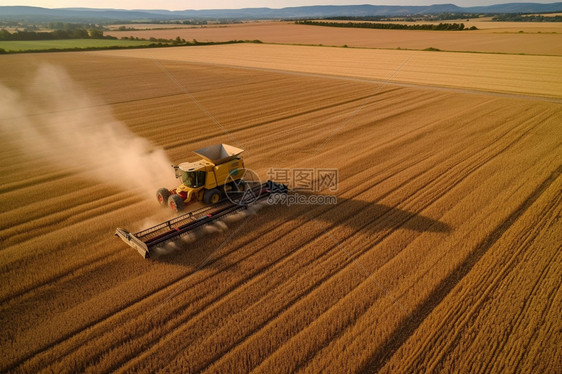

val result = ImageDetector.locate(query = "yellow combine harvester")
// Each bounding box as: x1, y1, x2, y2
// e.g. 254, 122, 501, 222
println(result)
115, 143, 288, 258
157, 144, 245, 211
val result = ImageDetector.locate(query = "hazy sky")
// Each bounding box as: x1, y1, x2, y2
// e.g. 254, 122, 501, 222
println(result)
1, 1, 560, 10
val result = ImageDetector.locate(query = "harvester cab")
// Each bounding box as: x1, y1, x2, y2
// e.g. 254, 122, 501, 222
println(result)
157, 144, 246, 211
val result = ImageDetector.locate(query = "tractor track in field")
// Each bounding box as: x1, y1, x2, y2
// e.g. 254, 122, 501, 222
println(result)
0, 171, 75, 195
228, 86, 421, 144
444, 187, 559, 372
364, 139, 556, 370
511, 250, 561, 372
0, 199, 151, 303
160, 89, 401, 151
0, 245, 128, 306
487, 246, 560, 373
116, 78, 372, 132
288, 92, 450, 150
489, 209, 561, 373
1, 193, 138, 249
361, 165, 561, 373
420, 187, 561, 372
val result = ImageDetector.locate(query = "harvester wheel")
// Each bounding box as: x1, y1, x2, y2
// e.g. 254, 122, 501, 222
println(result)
168, 194, 185, 212
156, 188, 171, 207
203, 189, 221, 204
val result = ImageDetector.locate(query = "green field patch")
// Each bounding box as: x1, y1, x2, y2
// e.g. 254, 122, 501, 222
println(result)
0, 39, 153, 52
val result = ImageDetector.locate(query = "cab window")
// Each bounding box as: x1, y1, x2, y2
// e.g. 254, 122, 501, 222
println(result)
182, 171, 205, 188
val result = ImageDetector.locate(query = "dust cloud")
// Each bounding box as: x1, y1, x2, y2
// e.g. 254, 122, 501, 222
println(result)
0, 63, 176, 198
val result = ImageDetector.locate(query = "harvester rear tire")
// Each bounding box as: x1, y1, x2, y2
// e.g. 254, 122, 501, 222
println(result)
156, 188, 171, 207
203, 189, 221, 204
168, 194, 185, 212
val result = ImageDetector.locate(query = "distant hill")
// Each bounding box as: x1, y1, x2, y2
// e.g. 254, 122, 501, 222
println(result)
1, 3, 562, 22
465, 2, 562, 13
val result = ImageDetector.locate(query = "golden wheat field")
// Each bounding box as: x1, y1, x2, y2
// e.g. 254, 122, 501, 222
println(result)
0, 42, 561, 373
106, 21, 562, 55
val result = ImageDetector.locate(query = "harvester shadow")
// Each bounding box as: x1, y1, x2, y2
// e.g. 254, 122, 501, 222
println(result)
154, 192, 450, 267
305, 194, 451, 234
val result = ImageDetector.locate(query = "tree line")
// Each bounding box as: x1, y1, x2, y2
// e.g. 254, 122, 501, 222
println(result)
492, 14, 562, 22
322, 13, 480, 22
296, 20, 476, 31
0, 28, 110, 41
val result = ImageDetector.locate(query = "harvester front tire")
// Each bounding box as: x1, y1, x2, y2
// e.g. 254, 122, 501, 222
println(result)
156, 188, 171, 206
204, 189, 221, 204
168, 194, 185, 212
